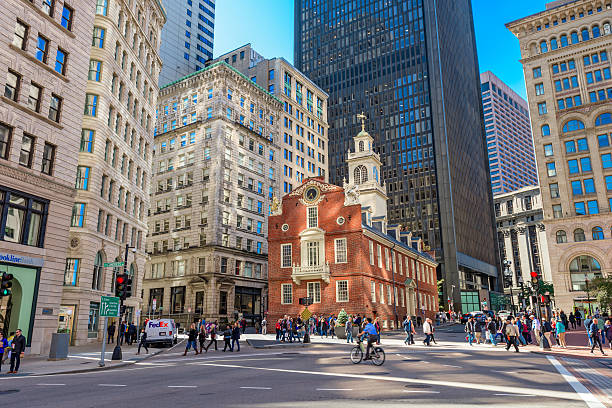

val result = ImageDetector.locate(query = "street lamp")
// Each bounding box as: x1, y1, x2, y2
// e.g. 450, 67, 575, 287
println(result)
585, 276, 593, 316
517, 275, 525, 311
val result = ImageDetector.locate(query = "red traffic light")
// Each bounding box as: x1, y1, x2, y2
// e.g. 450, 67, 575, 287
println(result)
116, 275, 126, 284
530, 271, 538, 278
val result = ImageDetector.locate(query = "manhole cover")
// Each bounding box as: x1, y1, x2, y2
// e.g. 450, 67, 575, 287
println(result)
404, 384, 431, 389
0, 390, 20, 395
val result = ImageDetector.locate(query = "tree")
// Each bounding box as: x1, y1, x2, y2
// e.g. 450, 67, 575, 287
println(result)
336, 309, 349, 326
590, 277, 612, 313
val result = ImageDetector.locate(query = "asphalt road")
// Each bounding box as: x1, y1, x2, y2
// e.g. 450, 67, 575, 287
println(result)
0, 329, 608, 408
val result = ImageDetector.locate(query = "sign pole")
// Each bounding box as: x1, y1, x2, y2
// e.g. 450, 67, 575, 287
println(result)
99, 317, 108, 367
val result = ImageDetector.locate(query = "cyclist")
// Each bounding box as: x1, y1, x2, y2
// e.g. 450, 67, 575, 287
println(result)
357, 317, 378, 360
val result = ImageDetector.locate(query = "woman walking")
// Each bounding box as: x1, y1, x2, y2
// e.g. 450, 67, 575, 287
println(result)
556, 318, 567, 348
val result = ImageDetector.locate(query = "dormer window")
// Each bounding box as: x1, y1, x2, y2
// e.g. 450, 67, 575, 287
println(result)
307, 206, 318, 228
359, 140, 365, 152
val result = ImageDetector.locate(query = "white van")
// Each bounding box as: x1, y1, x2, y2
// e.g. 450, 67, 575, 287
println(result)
145, 319, 177, 347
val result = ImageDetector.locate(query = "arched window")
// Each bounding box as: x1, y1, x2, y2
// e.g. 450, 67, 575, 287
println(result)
569, 255, 602, 291
592, 227, 604, 240
571, 31, 579, 44
540, 41, 548, 53
563, 119, 585, 133
604, 23, 611, 35
541, 124, 551, 136
359, 140, 364, 152
592, 25, 601, 38
581, 28, 590, 41
560, 34, 568, 47
354, 165, 368, 184
550, 38, 558, 50
595, 113, 612, 126
556, 230, 567, 243
574, 228, 586, 242
92, 251, 104, 290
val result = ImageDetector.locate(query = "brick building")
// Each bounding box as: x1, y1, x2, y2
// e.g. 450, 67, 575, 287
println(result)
267, 121, 438, 330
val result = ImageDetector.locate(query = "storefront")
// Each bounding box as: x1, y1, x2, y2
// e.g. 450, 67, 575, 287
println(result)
234, 286, 262, 326
0, 254, 42, 347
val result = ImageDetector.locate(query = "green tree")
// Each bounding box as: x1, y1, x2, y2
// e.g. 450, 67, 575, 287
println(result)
336, 308, 349, 326
590, 277, 612, 313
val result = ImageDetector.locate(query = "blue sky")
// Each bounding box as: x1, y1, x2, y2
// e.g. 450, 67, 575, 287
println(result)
213, 1, 549, 100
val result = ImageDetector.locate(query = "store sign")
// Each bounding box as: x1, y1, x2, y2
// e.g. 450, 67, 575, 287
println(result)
0, 252, 44, 267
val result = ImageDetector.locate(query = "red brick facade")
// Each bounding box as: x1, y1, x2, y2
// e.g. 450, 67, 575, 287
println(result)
267, 178, 438, 331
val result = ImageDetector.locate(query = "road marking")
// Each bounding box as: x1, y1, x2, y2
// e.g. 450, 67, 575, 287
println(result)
37, 383, 65, 386
442, 365, 461, 368
547, 356, 606, 408
240, 386, 272, 390
494, 393, 535, 397
403, 390, 440, 394
168, 385, 197, 388
199, 362, 584, 402
492, 370, 518, 374
316, 388, 353, 391
98, 384, 126, 387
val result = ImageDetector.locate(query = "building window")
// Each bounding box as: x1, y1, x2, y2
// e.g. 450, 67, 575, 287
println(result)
75, 166, 90, 190
0, 124, 11, 160
48, 94, 62, 122
556, 230, 567, 243
546, 162, 556, 177
307, 282, 321, 303
544, 144, 553, 157
0, 189, 48, 247
335, 280, 348, 302
592, 226, 604, 240
170, 286, 186, 313
41, 142, 55, 174
84, 94, 98, 116
96, 0, 108, 16
88, 302, 100, 338
307, 206, 318, 228
19, 134, 35, 167
552, 204, 562, 218
377, 244, 382, 267
71, 203, 86, 227
535, 83, 545, 95
570, 255, 602, 291
54, 48, 67, 75
13, 21, 28, 50
61, 5, 73, 30
369, 240, 374, 265
93, 27, 105, 48
36, 35, 49, 63
306, 241, 320, 266
574, 228, 586, 242
281, 283, 292, 304
538, 102, 547, 115
5, 70, 20, 101
371, 281, 376, 302
281, 243, 292, 268
541, 124, 550, 137
80, 129, 94, 153
549, 183, 559, 198
64, 258, 79, 286
334, 238, 347, 263
88, 60, 102, 81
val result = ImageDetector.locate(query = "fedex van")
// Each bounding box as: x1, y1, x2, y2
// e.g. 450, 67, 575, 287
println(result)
145, 319, 177, 347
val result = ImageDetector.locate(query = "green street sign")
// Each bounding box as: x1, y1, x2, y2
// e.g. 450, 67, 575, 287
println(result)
104, 261, 125, 268
100, 296, 120, 317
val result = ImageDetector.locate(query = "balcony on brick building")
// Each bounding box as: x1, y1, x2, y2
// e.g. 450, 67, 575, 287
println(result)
292, 262, 330, 284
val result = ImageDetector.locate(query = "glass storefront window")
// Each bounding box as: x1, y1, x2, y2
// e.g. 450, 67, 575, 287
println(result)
0, 189, 48, 247
88, 302, 100, 338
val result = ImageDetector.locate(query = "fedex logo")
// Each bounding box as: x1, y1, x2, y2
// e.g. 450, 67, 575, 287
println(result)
148, 321, 169, 328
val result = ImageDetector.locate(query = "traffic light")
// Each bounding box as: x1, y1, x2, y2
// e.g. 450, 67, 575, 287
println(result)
530, 271, 538, 285
115, 273, 128, 299
0, 273, 13, 297
125, 276, 133, 299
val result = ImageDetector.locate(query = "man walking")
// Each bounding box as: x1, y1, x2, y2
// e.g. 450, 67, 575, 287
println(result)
183, 323, 199, 356
261, 317, 267, 335
204, 322, 218, 352
137, 328, 149, 355
465, 317, 476, 346
423, 318, 433, 346
505, 318, 520, 352
8, 329, 26, 374
531, 315, 541, 345
222, 325, 232, 352
590, 318, 606, 355
345, 316, 353, 343
118, 321, 126, 345
403, 316, 416, 345
231, 322, 241, 352
486, 317, 497, 346
107, 322, 116, 344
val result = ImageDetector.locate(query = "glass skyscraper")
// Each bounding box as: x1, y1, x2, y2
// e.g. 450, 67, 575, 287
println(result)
294, 0, 500, 310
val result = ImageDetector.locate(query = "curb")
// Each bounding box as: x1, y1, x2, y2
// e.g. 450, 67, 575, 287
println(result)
530, 349, 610, 361
8, 339, 186, 377
246, 339, 311, 349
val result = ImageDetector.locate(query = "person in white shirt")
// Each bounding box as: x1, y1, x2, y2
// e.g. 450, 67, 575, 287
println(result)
530, 315, 541, 345
423, 318, 433, 346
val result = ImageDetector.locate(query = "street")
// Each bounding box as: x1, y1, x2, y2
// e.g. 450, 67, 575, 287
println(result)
1, 327, 610, 407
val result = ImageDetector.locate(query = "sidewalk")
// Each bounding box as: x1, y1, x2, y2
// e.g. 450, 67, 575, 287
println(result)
0, 339, 183, 377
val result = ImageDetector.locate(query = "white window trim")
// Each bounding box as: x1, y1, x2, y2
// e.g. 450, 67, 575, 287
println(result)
281, 283, 292, 304
281, 243, 292, 268
336, 280, 349, 302
377, 244, 382, 268
380, 283, 385, 304
371, 280, 376, 303
369, 240, 374, 265
307, 206, 318, 228
307, 281, 321, 303
334, 238, 347, 263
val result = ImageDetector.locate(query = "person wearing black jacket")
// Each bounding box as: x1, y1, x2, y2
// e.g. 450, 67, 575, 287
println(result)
231, 322, 241, 352
198, 325, 207, 352
183, 324, 200, 356
222, 325, 232, 352
9, 329, 26, 374
137, 328, 148, 354
107, 322, 116, 344
486, 318, 498, 346
204, 322, 218, 352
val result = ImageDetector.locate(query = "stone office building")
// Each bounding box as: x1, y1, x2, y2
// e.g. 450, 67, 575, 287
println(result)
507, 0, 612, 313
143, 61, 282, 327
0, 0, 95, 354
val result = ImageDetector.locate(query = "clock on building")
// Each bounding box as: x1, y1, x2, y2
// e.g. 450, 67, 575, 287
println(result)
303, 186, 320, 203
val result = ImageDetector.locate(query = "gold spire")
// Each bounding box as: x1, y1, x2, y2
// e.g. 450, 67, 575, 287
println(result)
357, 112, 367, 132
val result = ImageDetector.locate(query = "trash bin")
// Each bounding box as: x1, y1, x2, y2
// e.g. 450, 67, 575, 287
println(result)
48, 332, 70, 360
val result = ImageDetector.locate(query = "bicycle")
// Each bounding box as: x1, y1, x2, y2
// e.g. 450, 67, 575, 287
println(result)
350, 337, 385, 366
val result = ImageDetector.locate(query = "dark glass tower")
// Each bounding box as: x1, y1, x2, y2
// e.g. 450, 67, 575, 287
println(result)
295, 0, 500, 311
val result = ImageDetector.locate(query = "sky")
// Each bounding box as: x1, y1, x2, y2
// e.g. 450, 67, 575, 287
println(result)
213, 1, 550, 100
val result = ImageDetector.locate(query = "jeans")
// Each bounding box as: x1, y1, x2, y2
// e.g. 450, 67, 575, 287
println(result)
138, 340, 149, 354
404, 332, 411, 344
518, 334, 527, 346
231, 338, 240, 351
185, 340, 198, 352
424, 333, 431, 346
467, 333, 475, 345
591, 335, 604, 354
506, 336, 519, 352
488, 332, 497, 346
346, 330, 353, 343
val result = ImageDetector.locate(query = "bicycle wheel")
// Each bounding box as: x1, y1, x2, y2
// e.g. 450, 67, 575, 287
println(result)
371, 347, 385, 366
350, 346, 363, 364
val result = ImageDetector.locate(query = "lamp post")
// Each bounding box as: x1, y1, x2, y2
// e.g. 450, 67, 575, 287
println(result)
517, 275, 525, 312
585, 277, 593, 315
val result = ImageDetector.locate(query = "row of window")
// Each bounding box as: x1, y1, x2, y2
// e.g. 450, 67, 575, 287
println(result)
538, 23, 610, 54
556, 227, 611, 243
540, 113, 612, 138
281, 281, 348, 304
0, 123, 56, 174
150, 233, 264, 255
5, 69, 63, 122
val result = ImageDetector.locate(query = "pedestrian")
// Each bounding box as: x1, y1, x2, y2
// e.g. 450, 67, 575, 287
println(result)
329, 315, 336, 339
556, 318, 567, 348
569, 312, 576, 330
590, 318, 606, 355
0, 332, 8, 373
137, 328, 149, 355
530, 315, 541, 345
261, 317, 267, 335
416, 315, 422, 328
241, 317, 247, 334
374, 317, 381, 344
275, 319, 281, 341
222, 325, 232, 352
346, 316, 353, 343
560, 310, 568, 332
505, 318, 520, 352
584, 315, 593, 346
423, 318, 433, 346
204, 322, 218, 352
107, 322, 116, 344
605, 320, 612, 350
127, 322, 137, 346
474, 317, 483, 344
598, 316, 606, 346
486, 317, 497, 346
403, 316, 416, 345
183, 323, 200, 356
119, 321, 126, 345
465, 316, 476, 346
541, 318, 553, 347
8, 329, 26, 374
198, 324, 207, 352
231, 322, 241, 351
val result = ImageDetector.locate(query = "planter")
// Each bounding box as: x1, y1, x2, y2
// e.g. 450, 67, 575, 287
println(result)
336, 327, 347, 339
352, 327, 359, 338
48, 332, 70, 360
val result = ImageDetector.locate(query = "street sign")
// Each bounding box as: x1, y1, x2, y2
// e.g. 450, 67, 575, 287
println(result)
301, 307, 312, 321
104, 261, 125, 268
100, 296, 120, 317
